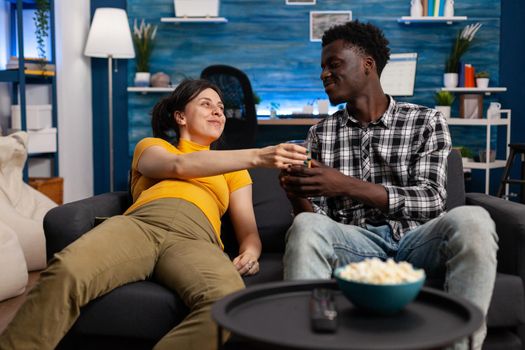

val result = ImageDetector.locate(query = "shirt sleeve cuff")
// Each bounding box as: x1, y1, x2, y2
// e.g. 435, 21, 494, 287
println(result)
383, 185, 405, 216
311, 202, 327, 215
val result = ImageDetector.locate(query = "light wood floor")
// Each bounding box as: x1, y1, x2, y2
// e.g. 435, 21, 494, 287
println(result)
0, 271, 41, 334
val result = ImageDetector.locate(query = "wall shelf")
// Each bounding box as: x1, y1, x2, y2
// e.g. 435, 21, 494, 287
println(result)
160, 17, 228, 23
448, 109, 511, 195
441, 87, 507, 96
7, 0, 58, 178
258, 118, 321, 126
398, 16, 467, 24
0, 69, 19, 82
446, 117, 510, 126
463, 160, 507, 170
0, 70, 54, 84
127, 86, 176, 93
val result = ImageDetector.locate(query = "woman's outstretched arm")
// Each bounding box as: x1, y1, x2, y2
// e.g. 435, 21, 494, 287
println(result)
137, 143, 308, 180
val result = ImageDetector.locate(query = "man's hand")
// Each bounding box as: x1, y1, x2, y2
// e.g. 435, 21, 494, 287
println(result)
280, 160, 350, 198
281, 160, 388, 211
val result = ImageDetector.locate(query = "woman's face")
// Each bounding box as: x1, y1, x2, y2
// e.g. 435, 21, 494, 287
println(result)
176, 88, 225, 145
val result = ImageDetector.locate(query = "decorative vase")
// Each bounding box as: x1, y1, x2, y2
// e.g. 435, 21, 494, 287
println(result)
151, 72, 170, 87
476, 78, 489, 88
435, 105, 451, 119
134, 72, 151, 87
444, 0, 454, 17
410, 0, 423, 17
486, 102, 501, 119
443, 73, 458, 88
479, 149, 496, 163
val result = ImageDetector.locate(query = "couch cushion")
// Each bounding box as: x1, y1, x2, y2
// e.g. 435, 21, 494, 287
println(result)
69, 253, 285, 340
250, 167, 293, 252
482, 329, 522, 350
222, 168, 292, 256
487, 272, 525, 328
446, 149, 466, 210
243, 253, 283, 286
71, 281, 187, 340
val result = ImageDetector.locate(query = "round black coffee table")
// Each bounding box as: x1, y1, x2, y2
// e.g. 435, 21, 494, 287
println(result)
212, 280, 483, 350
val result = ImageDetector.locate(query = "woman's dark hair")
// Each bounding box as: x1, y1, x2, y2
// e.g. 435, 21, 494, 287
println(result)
151, 78, 223, 145
322, 20, 391, 76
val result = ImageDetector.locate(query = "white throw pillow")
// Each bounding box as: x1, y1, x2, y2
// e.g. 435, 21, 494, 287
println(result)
0, 223, 28, 302
0, 131, 57, 271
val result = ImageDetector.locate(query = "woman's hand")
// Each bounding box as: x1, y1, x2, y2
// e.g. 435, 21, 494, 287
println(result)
255, 143, 308, 169
233, 252, 260, 276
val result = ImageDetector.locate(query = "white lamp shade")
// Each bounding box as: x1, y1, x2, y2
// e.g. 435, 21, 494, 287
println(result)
84, 8, 135, 59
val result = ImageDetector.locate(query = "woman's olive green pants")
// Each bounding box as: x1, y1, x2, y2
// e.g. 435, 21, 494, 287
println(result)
0, 198, 244, 350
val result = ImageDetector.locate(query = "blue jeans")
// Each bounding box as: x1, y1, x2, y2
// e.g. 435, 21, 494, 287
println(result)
283, 206, 498, 350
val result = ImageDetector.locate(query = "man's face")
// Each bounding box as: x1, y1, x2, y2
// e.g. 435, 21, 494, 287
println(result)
320, 39, 368, 105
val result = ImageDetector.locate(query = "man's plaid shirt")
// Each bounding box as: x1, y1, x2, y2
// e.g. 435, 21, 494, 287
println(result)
306, 96, 452, 240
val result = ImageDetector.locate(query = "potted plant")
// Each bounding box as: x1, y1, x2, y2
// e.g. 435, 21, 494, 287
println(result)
475, 71, 490, 88
456, 146, 475, 163
33, 0, 50, 70
444, 22, 482, 88
253, 92, 261, 106
434, 91, 455, 119
252, 92, 262, 114
132, 19, 158, 87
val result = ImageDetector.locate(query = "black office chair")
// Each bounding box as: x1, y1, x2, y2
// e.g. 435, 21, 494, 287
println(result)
200, 65, 257, 150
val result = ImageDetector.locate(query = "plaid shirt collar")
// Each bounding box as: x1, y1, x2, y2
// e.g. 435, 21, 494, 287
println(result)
342, 95, 396, 129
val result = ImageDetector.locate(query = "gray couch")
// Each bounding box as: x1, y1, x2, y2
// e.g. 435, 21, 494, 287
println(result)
45, 150, 525, 350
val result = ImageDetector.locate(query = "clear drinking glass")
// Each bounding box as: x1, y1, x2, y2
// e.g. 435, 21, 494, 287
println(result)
286, 139, 319, 167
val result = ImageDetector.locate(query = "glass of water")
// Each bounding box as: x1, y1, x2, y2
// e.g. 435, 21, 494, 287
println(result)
286, 139, 319, 167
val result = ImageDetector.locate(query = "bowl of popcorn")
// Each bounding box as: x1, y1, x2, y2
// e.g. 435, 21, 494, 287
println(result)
334, 258, 425, 314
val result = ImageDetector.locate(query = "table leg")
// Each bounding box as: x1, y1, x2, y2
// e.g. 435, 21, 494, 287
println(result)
217, 325, 223, 350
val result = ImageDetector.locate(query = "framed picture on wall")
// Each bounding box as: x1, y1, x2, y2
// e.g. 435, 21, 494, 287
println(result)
286, 0, 316, 4
310, 11, 352, 42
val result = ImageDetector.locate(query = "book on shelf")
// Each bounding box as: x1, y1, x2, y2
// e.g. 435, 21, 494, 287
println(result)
24, 69, 55, 77
433, 0, 440, 16
428, 0, 435, 16
438, 0, 445, 16
6, 56, 55, 72
422, 0, 428, 16
459, 60, 465, 87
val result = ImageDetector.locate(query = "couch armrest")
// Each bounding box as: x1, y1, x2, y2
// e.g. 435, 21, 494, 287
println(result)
44, 191, 130, 260
466, 193, 525, 280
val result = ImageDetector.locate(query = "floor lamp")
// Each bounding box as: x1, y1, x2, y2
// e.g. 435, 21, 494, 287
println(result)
84, 8, 135, 192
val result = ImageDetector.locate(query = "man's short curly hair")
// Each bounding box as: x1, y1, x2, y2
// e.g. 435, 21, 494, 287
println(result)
322, 20, 391, 75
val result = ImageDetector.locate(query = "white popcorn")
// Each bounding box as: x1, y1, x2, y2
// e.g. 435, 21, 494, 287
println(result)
338, 258, 425, 284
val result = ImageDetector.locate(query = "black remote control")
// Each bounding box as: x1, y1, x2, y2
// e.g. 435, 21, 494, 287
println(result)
309, 288, 338, 333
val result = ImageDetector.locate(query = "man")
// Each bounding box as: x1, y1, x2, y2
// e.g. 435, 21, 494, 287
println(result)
280, 20, 498, 350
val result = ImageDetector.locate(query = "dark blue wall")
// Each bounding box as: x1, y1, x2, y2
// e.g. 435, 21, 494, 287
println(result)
90, 0, 130, 193
499, 0, 525, 199
91, 0, 524, 196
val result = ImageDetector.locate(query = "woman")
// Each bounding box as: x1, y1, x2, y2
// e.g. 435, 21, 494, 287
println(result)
0, 79, 307, 350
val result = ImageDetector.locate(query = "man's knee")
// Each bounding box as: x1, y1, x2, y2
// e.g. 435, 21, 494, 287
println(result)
444, 206, 498, 254
286, 212, 331, 244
